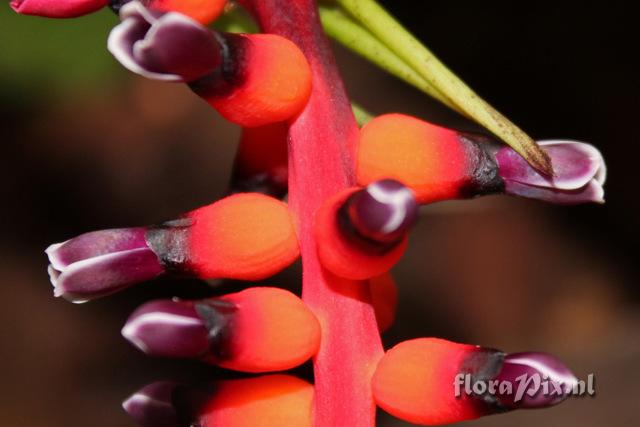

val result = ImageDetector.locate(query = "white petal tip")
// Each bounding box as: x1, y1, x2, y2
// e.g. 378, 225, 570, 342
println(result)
45, 241, 69, 270
122, 323, 149, 353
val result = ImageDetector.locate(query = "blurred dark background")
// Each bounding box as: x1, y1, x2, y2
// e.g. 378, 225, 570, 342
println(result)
0, 1, 637, 426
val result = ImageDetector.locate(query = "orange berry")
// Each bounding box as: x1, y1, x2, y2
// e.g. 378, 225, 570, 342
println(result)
372, 338, 498, 425
214, 287, 321, 372
357, 114, 500, 204
207, 34, 312, 127
188, 193, 299, 280
201, 375, 314, 427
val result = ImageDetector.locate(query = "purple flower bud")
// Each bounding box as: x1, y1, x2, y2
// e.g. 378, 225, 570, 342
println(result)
342, 179, 419, 246
121, 298, 235, 359
496, 140, 606, 205
493, 352, 578, 409
107, 1, 223, 82
122, 381, 181, 427
124, 380, 218, 427
46, 228, 163, 303
122, 300, 208, 358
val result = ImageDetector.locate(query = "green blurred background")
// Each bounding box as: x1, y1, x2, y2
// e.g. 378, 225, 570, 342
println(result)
1, 1, 638, 426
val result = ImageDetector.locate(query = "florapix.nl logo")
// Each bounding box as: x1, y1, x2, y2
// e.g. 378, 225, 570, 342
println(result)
454, 370, 595, 407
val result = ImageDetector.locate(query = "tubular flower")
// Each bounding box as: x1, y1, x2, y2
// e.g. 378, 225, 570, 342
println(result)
124, 375, 314, 427
10, 0, 226, 23
123, 381, 181, 427
46, 227, 163, 303
122, 287, 321, 372
46, 193, 299, 302
315, 179, 419, 280
357, 113, 606, 205
372, 338, 579, 426
108, 2, 312, 127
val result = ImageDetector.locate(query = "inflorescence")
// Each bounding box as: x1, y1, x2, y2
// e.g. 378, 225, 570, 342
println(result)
13, 1, 606, 426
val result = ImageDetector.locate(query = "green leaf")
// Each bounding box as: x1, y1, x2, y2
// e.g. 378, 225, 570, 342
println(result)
329, 0, 553, 175
351, 102, 374, 126
0, 8, 118, 95
319, 4, 455, 110
213, 4, 259, 33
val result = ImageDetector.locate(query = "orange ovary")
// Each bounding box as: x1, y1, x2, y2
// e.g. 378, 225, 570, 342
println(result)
315, 189, 408, 280
218, 287, 321, 372
188, 193, 299, 280
357, 114, 468, 204
202, 375, 314, 427
211, 34, 312, 127
372, 338, 482, 426
150, 0, 226, 24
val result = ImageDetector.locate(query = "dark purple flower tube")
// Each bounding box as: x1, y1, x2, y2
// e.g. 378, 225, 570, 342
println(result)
107, 1, 223, 82
121, 299, 222, 359
496, 140, 606, 205
46, 228, 164, 303
122, 381, 182, 427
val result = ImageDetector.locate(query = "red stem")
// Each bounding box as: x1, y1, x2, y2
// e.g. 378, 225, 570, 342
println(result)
239, 1, 383, 425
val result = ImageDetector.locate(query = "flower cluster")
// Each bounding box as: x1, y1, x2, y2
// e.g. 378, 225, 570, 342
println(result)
13, 1, 606, 426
